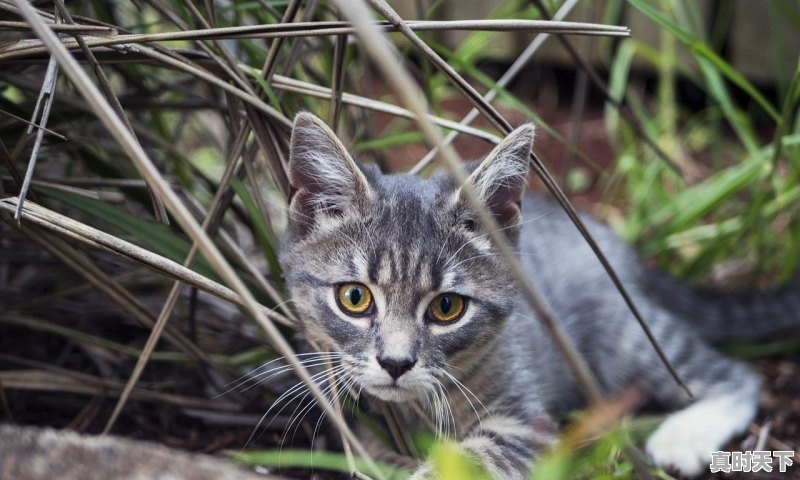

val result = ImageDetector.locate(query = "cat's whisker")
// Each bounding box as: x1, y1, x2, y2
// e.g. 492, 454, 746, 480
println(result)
237, 362, 331, 396
212, 352, 343, 399
275, 381, 340, 449
421, 379, 445, 438
222, 352, 344, 383
434, 384, 448, 437
421, 383, 442, 438
434, 377, 457, 438
278, 365, 355, 444
439, 368, 490, 433
218, 352, 339, 392
283, 365, 358, 448
431, 386, 443, 438
309, 370, 362, 456
219, 354, 345, 397
250, 366, 344, 443
239, 356, 344, 389
421, 383, 439, 437
442, 368, 491, 420
245, 369, 334, 451
241, 357, 340, 385
358, 220, 378, 258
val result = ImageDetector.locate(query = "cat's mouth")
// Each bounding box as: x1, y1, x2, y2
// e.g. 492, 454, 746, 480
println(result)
363, 382, 420, 402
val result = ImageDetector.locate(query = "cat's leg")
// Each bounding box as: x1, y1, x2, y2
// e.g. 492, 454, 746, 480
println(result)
409, 410, 558, 480
634, 329, 762, 476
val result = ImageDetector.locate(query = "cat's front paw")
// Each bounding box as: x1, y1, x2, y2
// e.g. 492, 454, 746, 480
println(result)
645, 393, 756, 477
645, 414, 735, 477
646, 422, 714, 477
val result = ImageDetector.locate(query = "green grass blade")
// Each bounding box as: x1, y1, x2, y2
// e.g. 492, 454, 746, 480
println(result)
42, 187, 217, 279
627, 0, 780, 122
234, 449, 409, 479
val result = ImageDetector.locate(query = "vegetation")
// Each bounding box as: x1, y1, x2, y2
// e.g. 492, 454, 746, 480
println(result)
0, 0, 797, 479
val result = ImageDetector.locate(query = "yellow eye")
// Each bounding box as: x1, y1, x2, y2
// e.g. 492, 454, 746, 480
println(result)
337, 283, 373, 315
429, 293, 465, 323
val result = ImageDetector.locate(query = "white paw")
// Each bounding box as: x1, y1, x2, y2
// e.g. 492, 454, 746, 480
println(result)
645, 394, 756, 477
646, 417, 722, 476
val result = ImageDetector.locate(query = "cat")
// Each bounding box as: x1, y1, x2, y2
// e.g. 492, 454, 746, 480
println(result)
278, 112, 799, 479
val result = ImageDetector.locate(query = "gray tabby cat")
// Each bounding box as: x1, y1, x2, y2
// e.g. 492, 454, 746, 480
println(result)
279, 112, 799, 479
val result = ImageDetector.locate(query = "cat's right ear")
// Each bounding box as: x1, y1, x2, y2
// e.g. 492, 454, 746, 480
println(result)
458, 123, 534, 232
287, 112, 371, 231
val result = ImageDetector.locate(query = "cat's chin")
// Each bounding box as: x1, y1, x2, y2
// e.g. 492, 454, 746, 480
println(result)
364, 384, 420, 403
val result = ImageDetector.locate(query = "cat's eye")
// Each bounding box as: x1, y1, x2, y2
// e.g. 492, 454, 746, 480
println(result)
337, 283, 373, 315
428, 293, 466, 323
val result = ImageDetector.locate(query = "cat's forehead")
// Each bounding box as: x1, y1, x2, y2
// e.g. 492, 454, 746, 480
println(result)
368, 168, 452, 207
361, 172, 457, 237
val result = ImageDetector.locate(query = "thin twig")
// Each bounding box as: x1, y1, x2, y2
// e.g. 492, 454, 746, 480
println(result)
0, 108, 67, 140
13, 176, 147, 188
748, 423, 800, 462
261, 0, 303, 83
181, 193, 297, 324
16, 9, 60, 221
3, 177, 125, 202
278, 0, 319, 82
0, 19, 630, 61
330, 28, 347, 131
0, 19, 116, 36
562, 7, 591, 185
0, 368, 239, 411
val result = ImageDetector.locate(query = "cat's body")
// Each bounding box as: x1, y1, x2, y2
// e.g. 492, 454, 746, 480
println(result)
279, 113, 798, 478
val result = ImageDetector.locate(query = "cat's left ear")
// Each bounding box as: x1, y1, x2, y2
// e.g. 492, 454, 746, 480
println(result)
461, 123, 534, 228
287, 112, 371, 230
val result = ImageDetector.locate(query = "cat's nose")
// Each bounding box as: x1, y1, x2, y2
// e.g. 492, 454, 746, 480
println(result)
376, 356, 416, 380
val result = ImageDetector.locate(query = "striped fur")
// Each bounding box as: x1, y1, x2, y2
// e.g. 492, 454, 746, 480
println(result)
279, 113, 798, 478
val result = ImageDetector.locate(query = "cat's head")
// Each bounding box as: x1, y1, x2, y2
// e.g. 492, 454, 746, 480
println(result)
279, 112, 533, 402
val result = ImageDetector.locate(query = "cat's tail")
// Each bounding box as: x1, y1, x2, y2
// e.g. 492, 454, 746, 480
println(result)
642, 271, 800, 343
